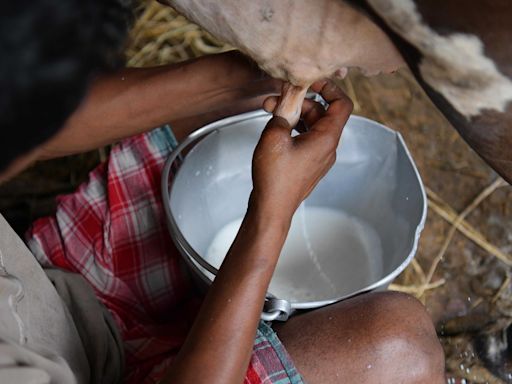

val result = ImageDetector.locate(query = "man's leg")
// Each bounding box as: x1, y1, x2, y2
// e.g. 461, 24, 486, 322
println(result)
274, 291, 445, 384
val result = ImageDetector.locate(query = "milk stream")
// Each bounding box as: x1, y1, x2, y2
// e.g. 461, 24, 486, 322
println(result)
297, 203, 337, 294
205, 206, 383, 302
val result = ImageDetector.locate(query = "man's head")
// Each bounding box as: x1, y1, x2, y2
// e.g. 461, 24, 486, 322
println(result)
0, 0, 133, 179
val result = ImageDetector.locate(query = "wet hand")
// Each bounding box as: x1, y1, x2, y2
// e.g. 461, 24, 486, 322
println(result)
251, 80, 353, 220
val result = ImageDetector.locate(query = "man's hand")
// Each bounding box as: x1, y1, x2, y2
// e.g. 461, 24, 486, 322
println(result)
251, 80, 353, 220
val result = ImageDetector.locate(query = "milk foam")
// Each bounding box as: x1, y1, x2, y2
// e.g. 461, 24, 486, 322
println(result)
205, 206, 383, 302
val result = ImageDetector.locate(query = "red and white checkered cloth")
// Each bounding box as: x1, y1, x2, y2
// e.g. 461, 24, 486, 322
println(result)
26, 126, 303, 384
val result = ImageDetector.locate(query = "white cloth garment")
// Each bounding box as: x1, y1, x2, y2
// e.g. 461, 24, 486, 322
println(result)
0, 214, 123, 384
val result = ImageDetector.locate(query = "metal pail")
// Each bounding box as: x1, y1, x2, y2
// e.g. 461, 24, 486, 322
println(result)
162, 110, 427, 321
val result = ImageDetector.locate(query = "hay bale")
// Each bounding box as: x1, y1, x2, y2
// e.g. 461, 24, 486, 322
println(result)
125, 2, 232, 67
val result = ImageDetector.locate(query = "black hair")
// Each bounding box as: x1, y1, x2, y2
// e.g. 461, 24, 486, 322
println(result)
0, 0, 134, 171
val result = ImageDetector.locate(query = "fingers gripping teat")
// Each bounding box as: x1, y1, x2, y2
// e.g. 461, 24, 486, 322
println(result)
273, 82, 309, 128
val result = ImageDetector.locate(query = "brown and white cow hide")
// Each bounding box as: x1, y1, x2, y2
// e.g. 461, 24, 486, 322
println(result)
366, 0, 512, 184
163, 0, 512, 184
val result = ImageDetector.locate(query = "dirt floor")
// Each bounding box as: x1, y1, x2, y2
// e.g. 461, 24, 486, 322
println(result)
1, 2, 511, 383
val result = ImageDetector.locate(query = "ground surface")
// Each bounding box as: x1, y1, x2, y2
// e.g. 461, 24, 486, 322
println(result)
1, 2, 511, 383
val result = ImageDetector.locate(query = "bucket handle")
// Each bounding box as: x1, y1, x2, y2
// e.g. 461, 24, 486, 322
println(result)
261, 298, 292, 322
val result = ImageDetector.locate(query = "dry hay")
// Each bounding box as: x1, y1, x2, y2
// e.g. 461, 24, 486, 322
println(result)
126, 1, 232, 67
389, 178, 510, 301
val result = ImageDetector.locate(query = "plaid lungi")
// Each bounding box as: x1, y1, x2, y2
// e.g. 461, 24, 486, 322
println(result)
26, 126, 304, 384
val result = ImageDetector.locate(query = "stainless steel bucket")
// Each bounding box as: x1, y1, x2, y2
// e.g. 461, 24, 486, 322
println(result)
162, 110, 427, 321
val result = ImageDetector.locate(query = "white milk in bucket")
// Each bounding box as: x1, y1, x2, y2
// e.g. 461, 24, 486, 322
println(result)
206, 204, 384, 302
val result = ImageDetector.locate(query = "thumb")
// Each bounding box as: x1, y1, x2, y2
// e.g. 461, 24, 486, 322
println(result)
263, 116, 292, 135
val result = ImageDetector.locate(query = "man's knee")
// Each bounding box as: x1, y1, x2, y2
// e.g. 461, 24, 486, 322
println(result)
368, 291, 445, 382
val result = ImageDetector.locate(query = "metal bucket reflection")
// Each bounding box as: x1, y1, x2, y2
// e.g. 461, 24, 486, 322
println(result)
162, 110, 427, 321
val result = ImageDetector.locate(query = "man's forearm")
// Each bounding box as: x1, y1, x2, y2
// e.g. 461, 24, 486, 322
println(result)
161, 199, 291, 384
39, 52, 279, 159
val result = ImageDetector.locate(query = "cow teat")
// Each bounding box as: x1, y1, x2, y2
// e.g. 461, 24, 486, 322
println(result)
273, 83, 309, 128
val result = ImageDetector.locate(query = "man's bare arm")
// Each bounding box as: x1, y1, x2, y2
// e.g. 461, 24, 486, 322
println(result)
39, 51, 280, 158
161, 81, 353, 383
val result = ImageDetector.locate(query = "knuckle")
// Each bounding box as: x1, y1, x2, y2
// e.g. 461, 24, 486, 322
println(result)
331, 97, 353, 116
343, 96, 354, 112
322, 134, 339, 151
330, 136, 340, 151
329, 153, 337, 166
343, 96, 354, 114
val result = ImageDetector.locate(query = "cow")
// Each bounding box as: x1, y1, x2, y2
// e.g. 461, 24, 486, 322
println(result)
161, 0, 512, 184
